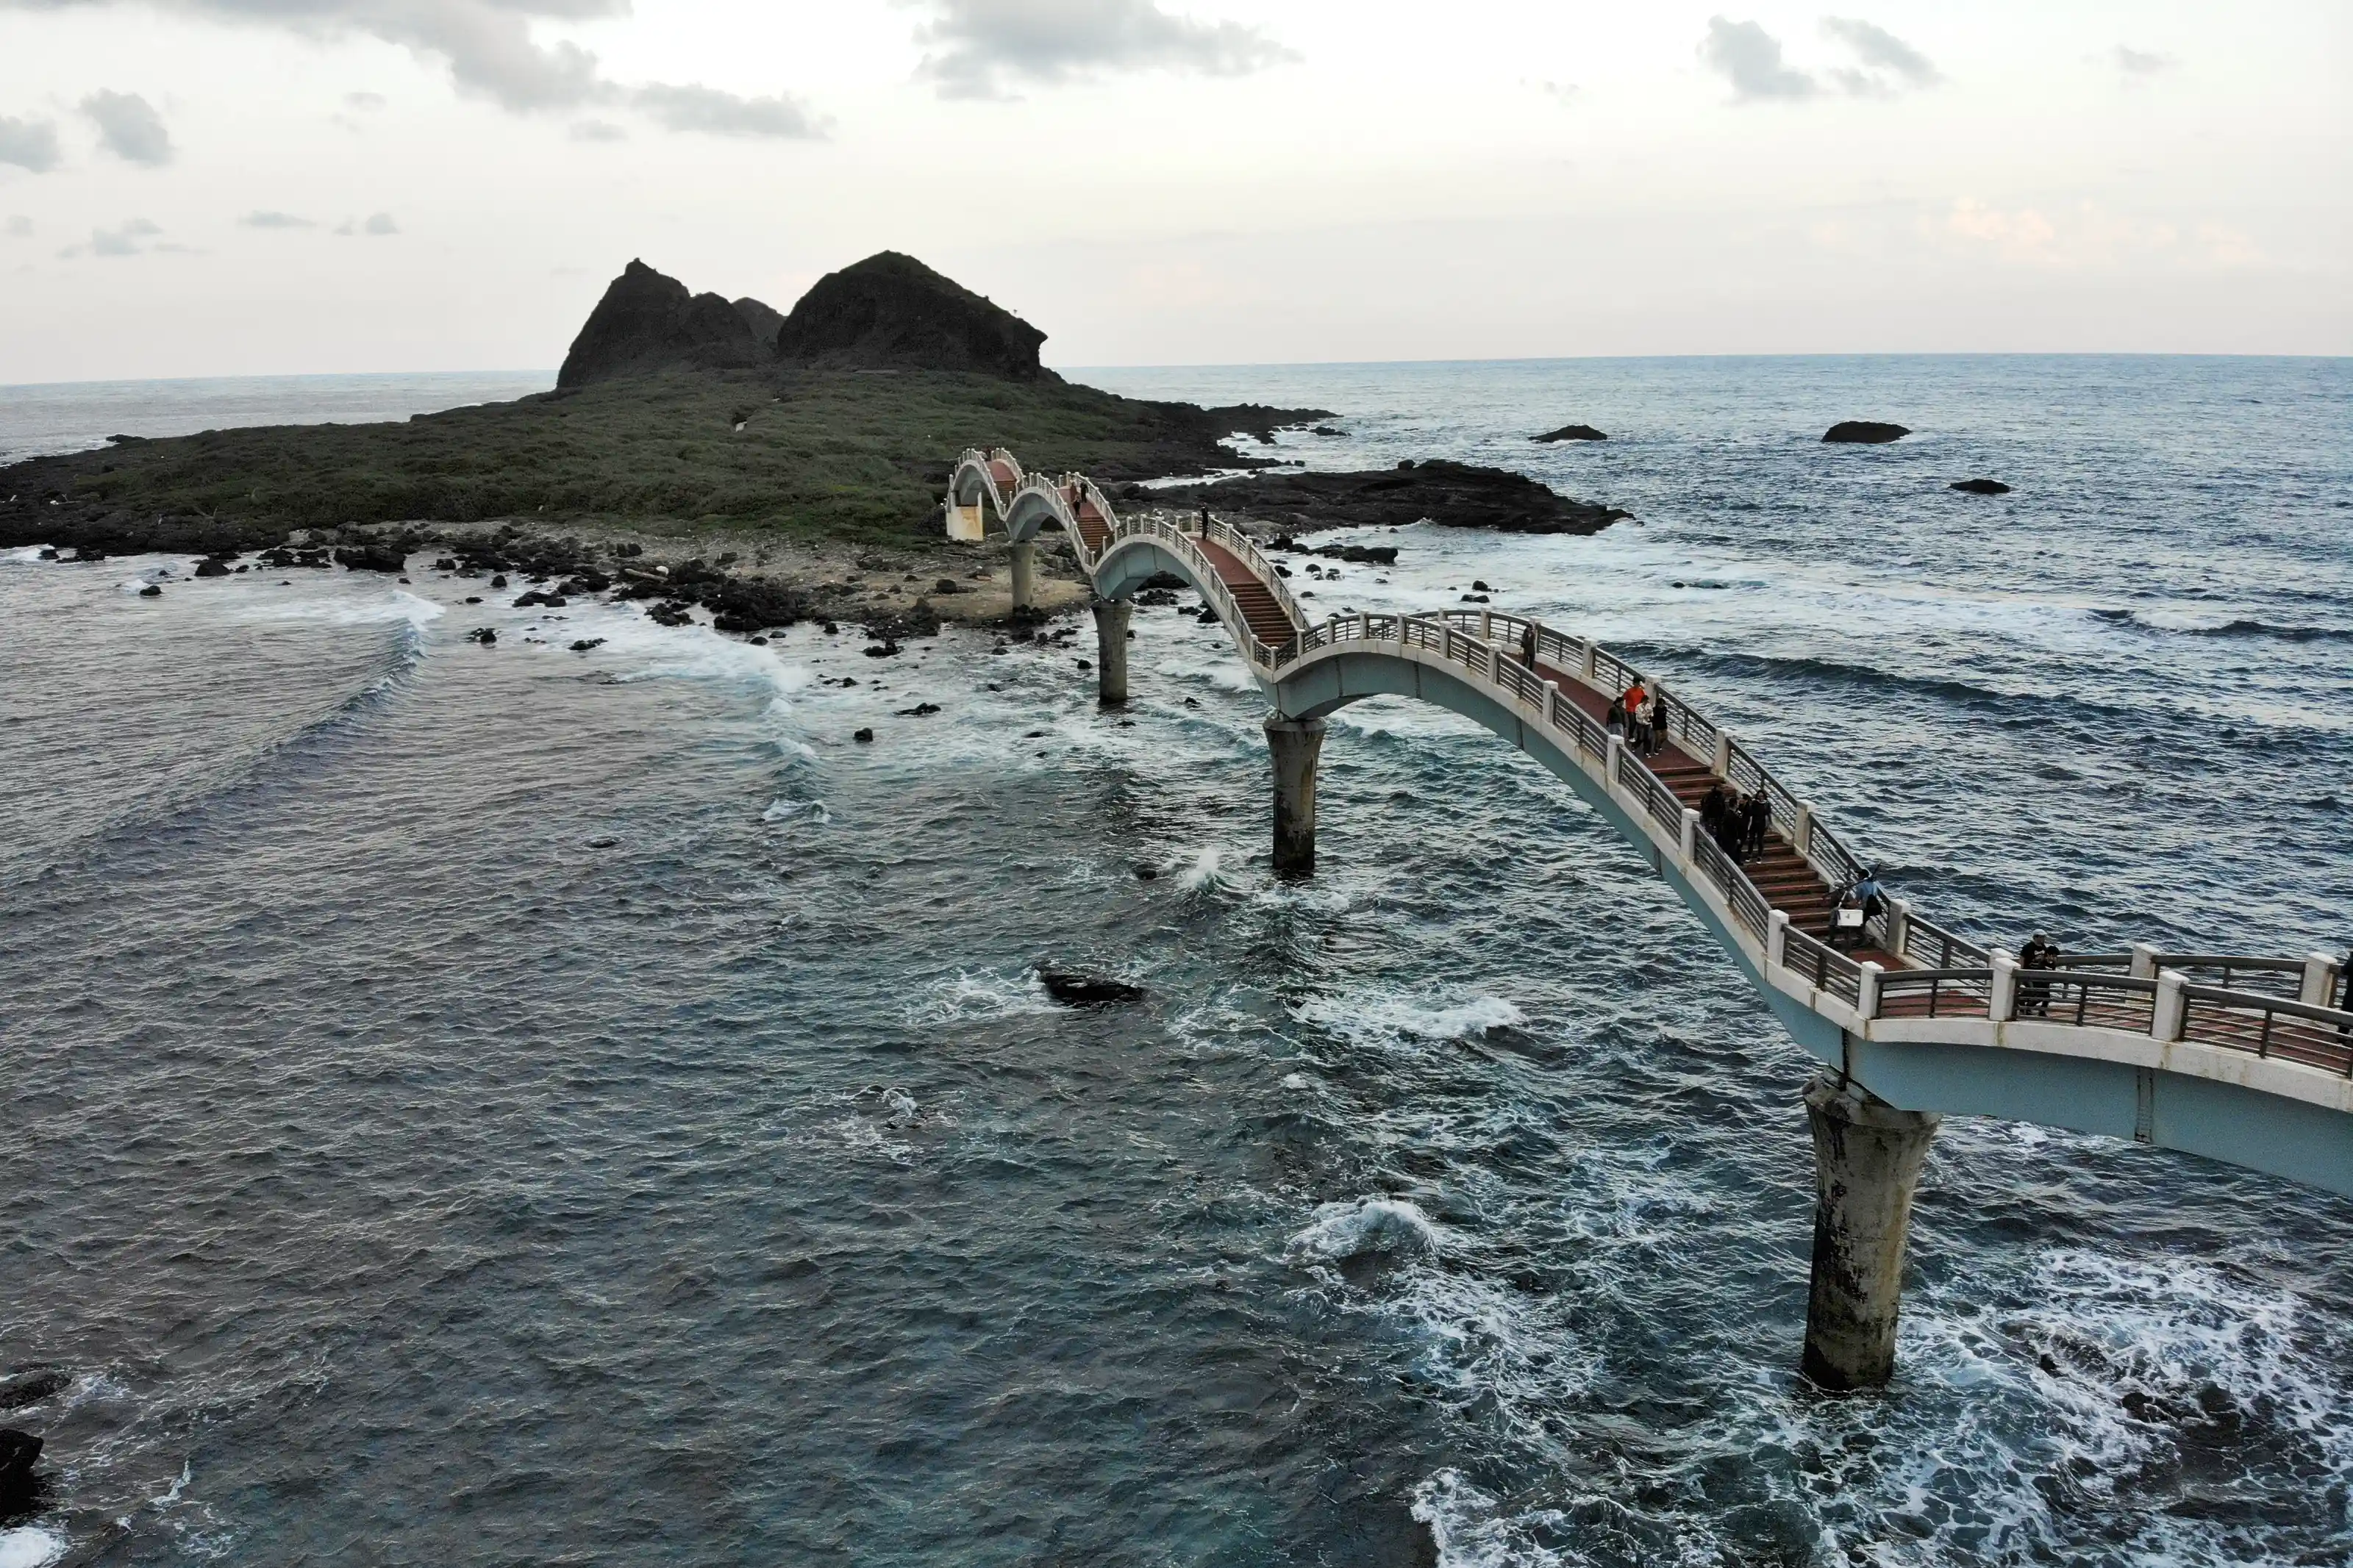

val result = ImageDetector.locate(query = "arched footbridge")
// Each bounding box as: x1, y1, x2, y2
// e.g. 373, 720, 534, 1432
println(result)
947, 446, 2353, 1390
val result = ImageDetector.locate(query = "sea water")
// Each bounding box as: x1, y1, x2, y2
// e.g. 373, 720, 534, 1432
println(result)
1, 356, 2349, 1566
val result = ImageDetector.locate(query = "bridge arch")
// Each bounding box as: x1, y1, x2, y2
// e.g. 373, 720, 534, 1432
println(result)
1092, 534, 1271, 671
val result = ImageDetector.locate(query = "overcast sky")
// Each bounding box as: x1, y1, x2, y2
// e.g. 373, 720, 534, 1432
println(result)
1, 0, 2346, 380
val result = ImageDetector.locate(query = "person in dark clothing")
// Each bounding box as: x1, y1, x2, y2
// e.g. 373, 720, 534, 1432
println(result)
2017, 932, 2054, 1016
2339, 948, 2352, 1012
1606, 698, 1627, 741
1745, 794, 1771, 857
1701, 781, 1729, 841
1519, 623, 1538, 673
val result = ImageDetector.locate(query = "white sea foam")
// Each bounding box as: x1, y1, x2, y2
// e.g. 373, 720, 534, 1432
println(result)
1287, 1195, 1446, 1261
1293, 989, 1525, 1050
760, 798, 830, 826
1177, 845, 1226, 890
1410, 1470, 1566, 1568
906, 967, 1057, 1024
0, 1529, 68, 1568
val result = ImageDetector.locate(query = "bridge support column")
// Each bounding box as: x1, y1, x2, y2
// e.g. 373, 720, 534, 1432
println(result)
1264, 716, 1326, 877
1009, 542, 1037, 612
1802, 1075, 1940, 1391
1091, 598, 1130, 706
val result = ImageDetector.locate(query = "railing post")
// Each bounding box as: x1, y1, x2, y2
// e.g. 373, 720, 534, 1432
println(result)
1885, 898, 1911, 960
1580, 644, 1597, 684
1857, 961, 1883, 1020
2152, 969, 2187, 1042
1988, 949, 2018, 1023
1479, 609, 1493, 643
1679, 806, 1699, 865
1793, 801, 1815, 858
1768, 909, 1790, 971
2129, 942, 2158, 980
2299, 952, 2336, 1008
1543, 681, 1560, 728
1605, 732, 1626, 797
1713, 731, 1732, 778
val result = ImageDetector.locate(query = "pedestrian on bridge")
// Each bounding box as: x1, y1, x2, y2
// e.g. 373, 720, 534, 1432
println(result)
1744, 792, 1771, 859
1518, 623, 1538, 674
1702, 780, 1729, 841
2018, 933, 2057, 1016
1624, 679, 1651, 752
1718, 790, 1752, 862
1606, 698, 1627, 742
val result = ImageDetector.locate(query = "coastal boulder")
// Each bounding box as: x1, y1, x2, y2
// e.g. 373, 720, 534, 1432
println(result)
0, 1426, 41, 1518
557, 259, 764, 388
1534, 423, 1607, 442
1039, 968, 1146, 1007
1823, 421, 1910, 443
335, 543, 408, 573
774, 251, 1053, 382
0, 1371, 67, 1411
1950, 478, 2012, 495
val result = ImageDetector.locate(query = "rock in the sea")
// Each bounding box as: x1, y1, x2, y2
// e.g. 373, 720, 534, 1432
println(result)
1950, 478, 2012, 495
467, 627, 497, 645
1039, 968, 1146, 1007
853, 726, 874, 743
193, 556, 231, 577
568, 637, 605, 652
138, 583, 161, 597
1534, 423, 1607, 442
0, 1371, 68, 1411
774, 251, 1053, 382
557, 259, 764, 388
1823, 420, 1910, 444
0, 1426, 42, 1516
1163, 461, 1627, 535
335, 543, 408, 573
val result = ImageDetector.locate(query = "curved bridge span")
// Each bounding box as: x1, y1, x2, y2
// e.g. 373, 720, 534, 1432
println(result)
948, 446, 2353, 1389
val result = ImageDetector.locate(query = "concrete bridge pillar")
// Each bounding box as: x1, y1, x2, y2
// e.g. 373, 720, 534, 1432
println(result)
1008, 542, 1038, 612
1265, 715, 1327, 877
1802, 1075, 1940, 1391
1091, 598, 1130, 706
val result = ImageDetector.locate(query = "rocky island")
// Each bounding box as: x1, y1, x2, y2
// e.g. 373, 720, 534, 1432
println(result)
1155, 459, 1629, 535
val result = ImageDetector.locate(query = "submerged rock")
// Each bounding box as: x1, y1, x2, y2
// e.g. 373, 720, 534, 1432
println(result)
193, 556, 231, 577
1950, 478, 2012, 495
1533, 423, 1607, 442
1823, 420, 1910, 444
335, 543, 408, 573
138, 583, 161, 597
1165, 461, 1627, 535
0, 1370, 67, 1411
1039, 968, 1146, 1008
0, 1426, 42, 1518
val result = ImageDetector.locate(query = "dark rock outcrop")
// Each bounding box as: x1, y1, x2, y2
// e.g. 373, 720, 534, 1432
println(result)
335, 543, 407, 573
1534, 423, 1607, 442
1165, 460, 1628, 535
0, 1426, 42, 1520
1040, 968, 1145, 1007
1950, 478, 2011, 495
774, 251, 1052, 382
0, 1371, 68, 1411
193, 556, 231, 577
557, 259, 763, 387
732, 296, 785, 351
1823, 421, 1910, 444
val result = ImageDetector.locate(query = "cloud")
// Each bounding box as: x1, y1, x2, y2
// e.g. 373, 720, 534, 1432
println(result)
240, 209, 314, 228
62, 215, 163, 257
568, 118, 625, 142
1821, 17, 1938, 93
81, 89, 174, 165
0, 1, 820, 137
630, 83, 818, 138
343, 90, 387, 109
1699, 17, 1816, 101
5, 215, 31, 237
2113, 46, 2175, 77
1524, 78, 1579, 104
0, 114, 63, 172
364, 210, 397, 234
913, 0, 1295, 101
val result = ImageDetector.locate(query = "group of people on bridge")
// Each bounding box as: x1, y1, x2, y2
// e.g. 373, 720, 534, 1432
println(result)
1602, 674, 1674, 760
1700, 778, 1774, 868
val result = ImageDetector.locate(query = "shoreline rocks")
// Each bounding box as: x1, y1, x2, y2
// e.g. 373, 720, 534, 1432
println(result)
1823, 421, 1910, 444
1533, 423, 1607, 442
1160, 459, 1629, 535
1949, 478, 2012, 495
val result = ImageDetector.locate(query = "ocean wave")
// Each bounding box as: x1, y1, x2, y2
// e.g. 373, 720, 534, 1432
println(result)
904, 967, 1057, 1024
1293, 989, 1525, 1050
1410, 1470, 1565, 1568
0, 1530, 68, 1568
760, 798, 830, 826
1286, 1195, 1446, 1261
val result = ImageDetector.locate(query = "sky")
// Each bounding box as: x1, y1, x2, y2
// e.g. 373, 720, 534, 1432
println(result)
0, 0, 2347, 380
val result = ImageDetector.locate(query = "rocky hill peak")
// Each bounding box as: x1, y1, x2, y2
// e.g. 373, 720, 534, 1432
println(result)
774, 251, 1052, 382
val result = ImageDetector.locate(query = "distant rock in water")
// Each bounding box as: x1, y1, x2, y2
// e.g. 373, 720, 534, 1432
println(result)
1823, 420, 1910, 444
732, 296, 785, 349
1164, 459, 1629, 535
1534, 423, 1607, 442
1039, 967, 1146, 1008
1950, 478, 2011, 495
774, 251, 1052, 382
557, 259, 763, 387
